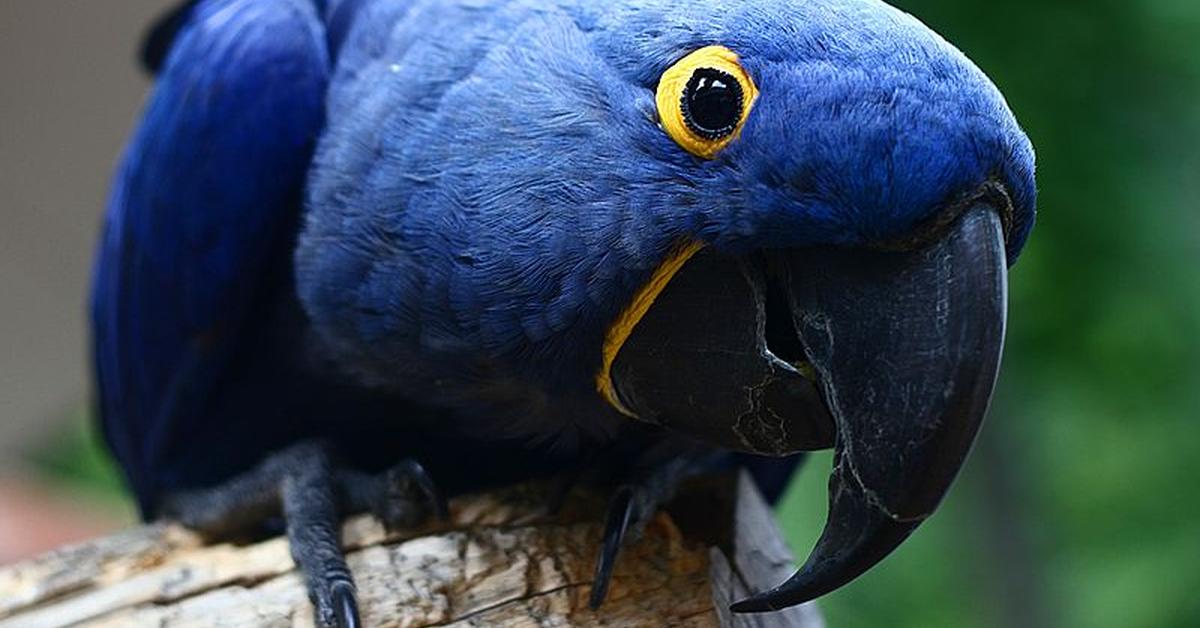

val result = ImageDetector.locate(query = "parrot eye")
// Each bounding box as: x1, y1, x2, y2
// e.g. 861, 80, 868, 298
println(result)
682, 68, 744, 140
657, 46, 758, 159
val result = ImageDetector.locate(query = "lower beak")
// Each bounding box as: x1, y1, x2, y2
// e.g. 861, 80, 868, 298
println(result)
731, 204, 1009, 611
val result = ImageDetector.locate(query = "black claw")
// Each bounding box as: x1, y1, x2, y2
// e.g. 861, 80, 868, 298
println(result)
397, 459, 449, 521
589, 485, 638, 609
158, 441, 372, 627
331, 580, 361, 628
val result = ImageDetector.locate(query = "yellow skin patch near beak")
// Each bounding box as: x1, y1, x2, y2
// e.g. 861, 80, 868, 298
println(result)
595, 46, 758, 416
656, 45, 759, 159
596, 240, 706, 417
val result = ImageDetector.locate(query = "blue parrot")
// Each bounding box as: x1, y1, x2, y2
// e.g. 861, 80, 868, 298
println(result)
93, 0, 1035, 625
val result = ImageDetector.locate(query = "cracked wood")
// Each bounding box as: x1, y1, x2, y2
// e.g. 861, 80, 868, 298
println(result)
0, 474, 823, 628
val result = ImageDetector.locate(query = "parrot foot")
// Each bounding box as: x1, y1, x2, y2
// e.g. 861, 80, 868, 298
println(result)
158, 441, 447, 628
337, 459, 449, 529
588, 448, 716, 609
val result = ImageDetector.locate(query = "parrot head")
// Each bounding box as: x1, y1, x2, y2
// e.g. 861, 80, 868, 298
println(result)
300, 0, 1035, 612
585, 2, 1034, 610
594, 5, 1034, 612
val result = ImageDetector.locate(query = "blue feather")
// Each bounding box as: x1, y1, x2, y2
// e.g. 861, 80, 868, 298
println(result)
95, 0, 1036, 511
297, 0, 1035, 436
93, 0, 329, 510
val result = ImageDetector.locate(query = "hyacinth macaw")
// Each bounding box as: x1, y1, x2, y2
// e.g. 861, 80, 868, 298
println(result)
92, 0, 1035, 625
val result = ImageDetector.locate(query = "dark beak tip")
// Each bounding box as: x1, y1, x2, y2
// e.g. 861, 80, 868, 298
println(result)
730, 589, 812, 614
738, 204, 1008, 612
729, 598, 775, 614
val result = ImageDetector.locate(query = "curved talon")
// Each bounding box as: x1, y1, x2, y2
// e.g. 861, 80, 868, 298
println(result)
589, 485, 639, 609
331, 580, 361, 628
397, 459, 449, 521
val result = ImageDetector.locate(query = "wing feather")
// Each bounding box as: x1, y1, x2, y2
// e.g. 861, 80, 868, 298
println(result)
92, 0, 329, 509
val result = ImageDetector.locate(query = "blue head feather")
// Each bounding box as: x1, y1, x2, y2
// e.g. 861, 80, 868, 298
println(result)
296, 0, 1035, 439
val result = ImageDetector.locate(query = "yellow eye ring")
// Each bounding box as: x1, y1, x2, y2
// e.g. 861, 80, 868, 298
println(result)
656, 46, 759, 159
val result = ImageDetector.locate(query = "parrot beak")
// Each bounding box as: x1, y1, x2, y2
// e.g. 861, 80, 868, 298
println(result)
730, 203, 1008, 611
602, 202, 1008, 609
601, 241, 838, 454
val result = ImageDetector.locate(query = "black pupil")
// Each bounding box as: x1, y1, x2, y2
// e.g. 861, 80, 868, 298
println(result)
682, 68, 743, 140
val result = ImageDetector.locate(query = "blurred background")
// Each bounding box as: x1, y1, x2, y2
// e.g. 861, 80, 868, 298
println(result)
0, 1, 1196, 627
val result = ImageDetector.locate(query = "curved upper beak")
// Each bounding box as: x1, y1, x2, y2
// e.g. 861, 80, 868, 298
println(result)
731, 204, 1009, 611
602, 202, 1009, 609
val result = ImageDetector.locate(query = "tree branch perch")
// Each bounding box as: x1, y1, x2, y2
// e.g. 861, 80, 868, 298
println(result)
0, 473, 822, 628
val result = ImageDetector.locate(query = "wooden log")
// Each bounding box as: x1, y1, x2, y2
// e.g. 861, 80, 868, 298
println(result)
0, 473, 823, 628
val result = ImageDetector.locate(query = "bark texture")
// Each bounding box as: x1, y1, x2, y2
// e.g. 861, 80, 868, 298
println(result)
0, 473, 822, 628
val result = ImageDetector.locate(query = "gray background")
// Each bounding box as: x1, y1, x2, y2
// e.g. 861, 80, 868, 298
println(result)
0, 1, 162, 458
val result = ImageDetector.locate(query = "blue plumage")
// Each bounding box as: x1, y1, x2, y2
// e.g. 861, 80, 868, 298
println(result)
94, 0, 1034, 519
94, 0, 331, 510
296, 0, 1034, 438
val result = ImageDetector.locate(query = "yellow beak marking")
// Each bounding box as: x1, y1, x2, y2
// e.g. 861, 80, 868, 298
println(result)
595, 240, 706, 417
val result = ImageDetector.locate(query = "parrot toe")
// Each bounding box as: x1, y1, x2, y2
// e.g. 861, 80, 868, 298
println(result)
588, 447, 720, 608
338, 459, 449, 530
157, 440, 447, 627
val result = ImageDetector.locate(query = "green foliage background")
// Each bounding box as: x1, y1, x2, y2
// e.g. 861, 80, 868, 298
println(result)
31, 2, 1199, 627
778, 1, 1200, 627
